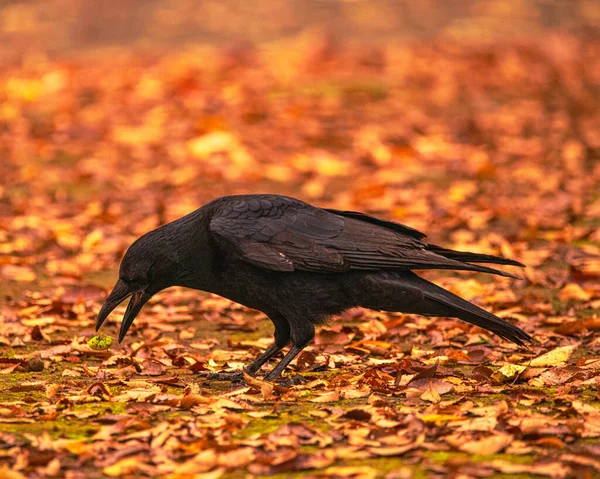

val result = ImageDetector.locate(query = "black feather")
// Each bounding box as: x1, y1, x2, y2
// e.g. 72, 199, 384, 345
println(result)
426, 244, 525, 267
399, 273, 531, 345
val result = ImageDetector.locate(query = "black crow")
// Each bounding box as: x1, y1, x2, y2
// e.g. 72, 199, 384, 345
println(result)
96, 194, 530, 380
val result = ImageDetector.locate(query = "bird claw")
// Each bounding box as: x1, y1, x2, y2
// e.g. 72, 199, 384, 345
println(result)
196, 370, 245, 382
277, 375, 310, 387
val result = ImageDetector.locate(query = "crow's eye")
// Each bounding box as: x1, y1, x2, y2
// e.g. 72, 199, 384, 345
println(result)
121, 276, 146, 288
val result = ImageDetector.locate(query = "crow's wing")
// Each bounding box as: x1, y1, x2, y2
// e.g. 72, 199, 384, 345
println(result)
209, 196, 347, 272
209, 196, 518, 277
324, 208, 426, 240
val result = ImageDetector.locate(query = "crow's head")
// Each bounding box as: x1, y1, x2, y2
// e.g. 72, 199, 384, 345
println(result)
96, 230, 180, 342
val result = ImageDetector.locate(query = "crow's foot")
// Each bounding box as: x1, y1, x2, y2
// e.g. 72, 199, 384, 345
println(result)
196, 370, 245, 382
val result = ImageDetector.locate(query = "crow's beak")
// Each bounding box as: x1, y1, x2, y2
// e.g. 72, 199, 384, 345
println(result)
96, 279, 150, 343
118, 290, 150, 343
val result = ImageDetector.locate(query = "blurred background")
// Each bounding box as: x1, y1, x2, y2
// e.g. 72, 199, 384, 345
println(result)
1, 4, 600, 476
1, 0, 599, 54
1, 0, 599, 290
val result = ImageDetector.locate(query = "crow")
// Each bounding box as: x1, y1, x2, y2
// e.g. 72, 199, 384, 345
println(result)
96, 194, 531, 381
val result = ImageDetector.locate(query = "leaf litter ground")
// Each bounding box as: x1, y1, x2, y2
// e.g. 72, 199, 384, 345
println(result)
1, 34, 600, 479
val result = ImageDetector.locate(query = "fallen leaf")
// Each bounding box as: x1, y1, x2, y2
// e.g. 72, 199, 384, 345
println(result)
0, 264, 36, 282
493, 363, 527, 382
529, 346, 577, 367
558, 284, 591, 302
447, 432, 513, 455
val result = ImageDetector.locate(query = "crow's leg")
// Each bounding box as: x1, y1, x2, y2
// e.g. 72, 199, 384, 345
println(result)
264, 319, 314, 381
245, 314, 290, 376
197, 314, 290, 382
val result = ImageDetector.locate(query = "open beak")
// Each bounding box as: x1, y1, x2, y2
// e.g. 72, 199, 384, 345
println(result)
118, 290, 150, 342
96, 279, 150, 343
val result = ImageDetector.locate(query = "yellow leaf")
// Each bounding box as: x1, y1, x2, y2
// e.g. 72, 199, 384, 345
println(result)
188, 131, 236, 158
82, 229, 104, 251
448, 180, 478, 203
65, 441, 88, 455
420, 414, 462, 424
0, 264, 35, 282
528, 345, 576, 368
264, 164, 294, 183
0, 466, 29, 479
321, 466, 377, 479
493, 363, 526, 382
420, 387, 441, 403
291, 152, 348, 177
559, 284, 591, 302
103, 458, 141, 476
176, 450, 218, 474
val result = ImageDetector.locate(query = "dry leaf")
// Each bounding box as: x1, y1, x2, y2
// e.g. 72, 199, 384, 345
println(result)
529, 346, 577, 367
447, 433, 513, 455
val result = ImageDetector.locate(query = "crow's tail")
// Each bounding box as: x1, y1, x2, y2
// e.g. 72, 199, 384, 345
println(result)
395, 273, 532, 345
426, 244, 524, 267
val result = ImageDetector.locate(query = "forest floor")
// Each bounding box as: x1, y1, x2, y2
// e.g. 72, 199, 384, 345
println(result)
1, 33, 600, 478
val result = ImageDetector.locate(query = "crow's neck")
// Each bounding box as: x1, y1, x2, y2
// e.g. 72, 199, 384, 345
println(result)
159, 209, 215, 290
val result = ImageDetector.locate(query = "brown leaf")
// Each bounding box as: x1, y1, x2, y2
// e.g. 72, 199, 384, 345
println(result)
295, 350, 317, 371
409, 378, 453, 395
489, 460, 571, 478
242, 370, 288, 397
310, 391, 340, 403
447, 432, 513, 455
535, 437, 565, 449
320, 466, 377, 479
1, 264, 36, 282
409, 361, 438, 382
554, 320, 585, 336
139, 359, 167, 376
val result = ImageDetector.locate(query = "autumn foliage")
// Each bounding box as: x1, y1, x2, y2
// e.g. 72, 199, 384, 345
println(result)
1, 19, 600, 479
